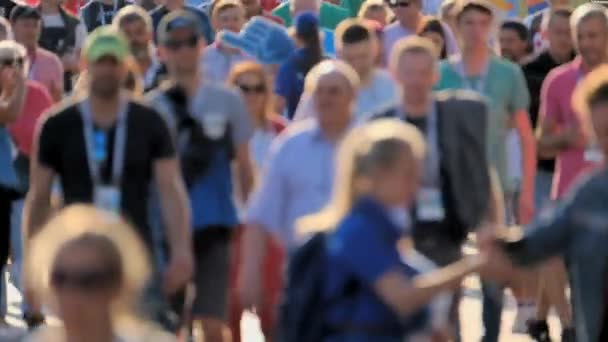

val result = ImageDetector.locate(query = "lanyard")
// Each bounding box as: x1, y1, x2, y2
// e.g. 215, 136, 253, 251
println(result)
452, 56, 490, 94
398, 100, 441, 187
80, 98, 128, 186
98, 0, 118, 25
27, 51, 37, 80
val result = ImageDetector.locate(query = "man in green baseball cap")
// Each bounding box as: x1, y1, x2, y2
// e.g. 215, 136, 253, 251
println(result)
82, 25, 131, 98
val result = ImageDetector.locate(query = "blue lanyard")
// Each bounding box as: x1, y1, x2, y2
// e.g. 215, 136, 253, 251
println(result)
80, 97, 128, 186
452, 55, 490, 94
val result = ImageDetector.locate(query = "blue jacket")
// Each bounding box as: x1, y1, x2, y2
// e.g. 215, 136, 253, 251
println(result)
505, 168, 608, 342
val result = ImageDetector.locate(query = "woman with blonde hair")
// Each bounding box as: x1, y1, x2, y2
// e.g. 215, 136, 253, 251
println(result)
24, 205, 175, 342
297, 119, 488, 341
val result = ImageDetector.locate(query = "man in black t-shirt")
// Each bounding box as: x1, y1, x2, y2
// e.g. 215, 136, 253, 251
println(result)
23, 26, 193, 302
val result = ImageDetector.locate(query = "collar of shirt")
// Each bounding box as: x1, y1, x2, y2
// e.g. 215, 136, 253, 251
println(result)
352, 196, 404, 242
308, 118, 355, 143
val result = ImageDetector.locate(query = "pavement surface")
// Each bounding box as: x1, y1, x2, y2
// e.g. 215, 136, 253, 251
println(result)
0, 273, 563, 342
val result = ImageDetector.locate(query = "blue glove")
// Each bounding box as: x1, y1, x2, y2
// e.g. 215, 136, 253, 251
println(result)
219, 17, 296, 65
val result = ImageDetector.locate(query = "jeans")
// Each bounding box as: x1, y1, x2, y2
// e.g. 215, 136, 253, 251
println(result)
481, 191, 517, 342
534, 170, 553, 212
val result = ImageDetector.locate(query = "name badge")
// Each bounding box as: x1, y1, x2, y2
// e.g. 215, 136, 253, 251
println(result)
416, 187, 445, 222
94, 185, 121, 213
585, 146, 604, 163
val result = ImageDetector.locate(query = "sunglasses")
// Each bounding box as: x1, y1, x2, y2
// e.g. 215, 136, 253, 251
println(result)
51, 268, 119, 292
238, 83, 266, 94
164, 35, 199, 50
0, 57, 24, 68
387, 0, 411, 7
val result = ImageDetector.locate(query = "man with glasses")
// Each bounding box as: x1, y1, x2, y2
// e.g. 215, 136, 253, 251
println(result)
147, 11, 254, 342
23, 26, 193, 326
383, 0, 458, 64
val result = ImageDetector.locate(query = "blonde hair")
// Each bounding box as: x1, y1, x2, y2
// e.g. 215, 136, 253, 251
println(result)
297, 119, 426, 233
389, 35, 438, 72
25, 205, 151, 319
303, 60, 361, 94
357, 0, 392, 22
573, 64, 608, 142
113, 5, 153, 33
212, 0, 245, 19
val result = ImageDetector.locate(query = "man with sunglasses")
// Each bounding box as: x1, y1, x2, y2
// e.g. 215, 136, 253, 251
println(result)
23, 25, 193, 328
147, 11, 254, 342
382, 0, 459, 65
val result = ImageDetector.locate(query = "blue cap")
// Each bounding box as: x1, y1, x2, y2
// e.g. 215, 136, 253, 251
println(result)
294, 11, 319, 36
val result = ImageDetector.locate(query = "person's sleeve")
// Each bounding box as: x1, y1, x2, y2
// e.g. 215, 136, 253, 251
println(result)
331, 223, 406, 285
274, 61, 293, 98
245, 139, 289, 237
229, 90, 254, 145
508, 65, 530, 116
538, 70, 563, 125
37, 116, 61, 171
504, 176, 598, 266
149, 109, 176, 160
75, 21, 88, 50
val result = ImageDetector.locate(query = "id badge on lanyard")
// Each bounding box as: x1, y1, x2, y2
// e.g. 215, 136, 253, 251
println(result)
81, 100, 128, 213
416, 187, 445, 221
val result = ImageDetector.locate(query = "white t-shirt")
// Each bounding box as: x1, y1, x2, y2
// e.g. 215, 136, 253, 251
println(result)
42, 14, 88, 51
293, 69, 401, 122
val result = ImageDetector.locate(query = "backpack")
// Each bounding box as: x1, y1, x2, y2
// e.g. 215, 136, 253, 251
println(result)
277, 233, 360, 342
162, 85, 234, 188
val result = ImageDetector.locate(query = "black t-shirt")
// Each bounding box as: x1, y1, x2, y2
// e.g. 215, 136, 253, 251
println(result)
0, 0, 16, 18
522, 50, 575, 173
37, 99, 176, 246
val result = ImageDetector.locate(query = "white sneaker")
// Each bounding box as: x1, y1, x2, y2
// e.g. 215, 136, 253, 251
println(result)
512, 304, 536, 334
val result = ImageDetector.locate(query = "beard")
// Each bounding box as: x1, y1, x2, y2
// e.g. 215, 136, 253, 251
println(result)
90, 77, 122, 99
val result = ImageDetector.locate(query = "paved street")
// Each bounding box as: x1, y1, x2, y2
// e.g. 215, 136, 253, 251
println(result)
0, 273, 562, 341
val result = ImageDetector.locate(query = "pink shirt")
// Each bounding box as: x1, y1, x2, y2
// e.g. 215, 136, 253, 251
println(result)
9, 81, 53, 156
28, 48, 64, 98
540, 57, 599, 199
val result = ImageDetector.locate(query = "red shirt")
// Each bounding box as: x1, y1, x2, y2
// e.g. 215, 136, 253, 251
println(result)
9, 81, 53, 156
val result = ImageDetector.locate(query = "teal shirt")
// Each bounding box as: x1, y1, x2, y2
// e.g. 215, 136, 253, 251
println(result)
272, 1, 350, 29
435, 56, 530, 191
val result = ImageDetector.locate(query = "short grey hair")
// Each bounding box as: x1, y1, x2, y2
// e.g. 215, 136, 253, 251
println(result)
0, 40, 28, 76
304, 60, 361, 94
571, 3, 608, 33
0, 17, 12, 40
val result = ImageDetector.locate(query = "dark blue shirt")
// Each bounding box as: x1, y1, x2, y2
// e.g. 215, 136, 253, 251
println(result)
274, 47, 315, 120
323, 197, 428, 341
150, 5, 213, 44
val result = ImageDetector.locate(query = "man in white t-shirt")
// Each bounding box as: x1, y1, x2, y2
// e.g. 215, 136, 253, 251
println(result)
294, 19, 400, 121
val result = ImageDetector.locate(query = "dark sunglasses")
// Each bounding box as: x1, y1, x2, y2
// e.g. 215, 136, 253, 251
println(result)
51, 268, 119, 292
238, 83, 266, 94
0, 57, 24, 68
164, 35, 199, 50
387, 0, 411, 7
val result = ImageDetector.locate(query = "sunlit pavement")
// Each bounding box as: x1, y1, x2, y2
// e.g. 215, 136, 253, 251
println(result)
1, 274, 562, 342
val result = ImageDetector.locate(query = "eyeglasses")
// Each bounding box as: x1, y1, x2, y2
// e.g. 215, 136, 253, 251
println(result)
51, 268, 120, 292
0, 57, 24, 68
164, 35, 199, 50
238, 83, 266, 94
387, 0, 411, 7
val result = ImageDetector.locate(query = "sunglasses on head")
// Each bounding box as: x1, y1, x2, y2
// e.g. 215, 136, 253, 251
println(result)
0, 57, 24, 68
164, 35, 199, 50
238, 83, 266, 94
51, 268, 119, 292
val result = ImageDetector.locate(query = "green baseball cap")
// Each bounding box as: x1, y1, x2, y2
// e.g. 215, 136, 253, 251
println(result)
83, 26, 130, 62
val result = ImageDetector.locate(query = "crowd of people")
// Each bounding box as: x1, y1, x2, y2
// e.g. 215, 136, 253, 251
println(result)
0, 0, 608, 340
